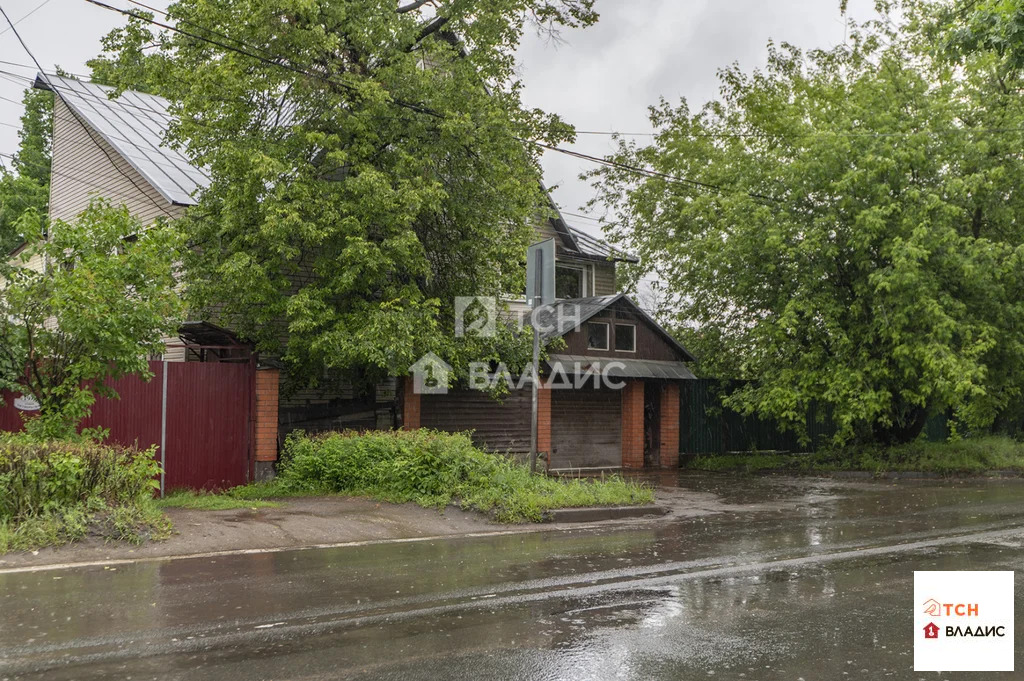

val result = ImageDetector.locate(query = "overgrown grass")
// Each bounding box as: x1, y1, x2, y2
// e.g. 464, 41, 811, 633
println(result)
689, 436, 1024, 475
225, 429, 654, 523
155, 489, 280, 511
0, 434, 171, 552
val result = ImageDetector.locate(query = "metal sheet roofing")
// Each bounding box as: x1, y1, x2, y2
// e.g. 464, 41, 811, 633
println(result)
567, 227, 637, 263
35, 74, 209, 206
547, 354, 695, 381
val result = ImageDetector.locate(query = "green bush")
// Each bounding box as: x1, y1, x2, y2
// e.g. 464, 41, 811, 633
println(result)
273, 429, 654, 522
0, 434, 168, 551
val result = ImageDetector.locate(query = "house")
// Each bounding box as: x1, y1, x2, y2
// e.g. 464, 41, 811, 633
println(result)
17, 73, 695, 472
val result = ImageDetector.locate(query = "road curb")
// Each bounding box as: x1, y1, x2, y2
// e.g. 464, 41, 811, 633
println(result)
545, 505, 669, 523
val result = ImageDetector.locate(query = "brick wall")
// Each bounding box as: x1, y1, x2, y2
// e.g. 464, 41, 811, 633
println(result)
659, 382, 680, 468
255, 368, 280, 462
538, 384, 551, 468
402, 377, 421, 430
621, 379, 644, 469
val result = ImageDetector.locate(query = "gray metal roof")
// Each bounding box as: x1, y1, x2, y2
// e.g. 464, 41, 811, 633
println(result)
567, 227, 638, 263
34, 74, 209, 206
547, 354, 695, 380
537, 295, 623, 343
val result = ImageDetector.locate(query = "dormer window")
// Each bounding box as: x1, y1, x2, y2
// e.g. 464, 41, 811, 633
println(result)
556, 264, 587, 299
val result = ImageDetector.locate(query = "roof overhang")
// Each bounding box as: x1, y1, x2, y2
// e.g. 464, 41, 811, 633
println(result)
547, 354, 695, 380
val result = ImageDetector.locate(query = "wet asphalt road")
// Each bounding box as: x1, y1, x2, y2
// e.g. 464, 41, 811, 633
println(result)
2, 475, 1024, 680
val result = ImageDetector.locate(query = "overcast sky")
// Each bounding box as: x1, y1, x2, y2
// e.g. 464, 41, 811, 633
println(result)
0, 0, 879, 239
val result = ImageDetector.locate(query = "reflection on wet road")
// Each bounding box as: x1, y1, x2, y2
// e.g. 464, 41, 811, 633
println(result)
2, 475, 1024, 680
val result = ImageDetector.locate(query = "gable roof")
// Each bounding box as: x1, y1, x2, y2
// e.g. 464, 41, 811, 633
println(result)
34, 74, 210, 206
536, 293, 695, 362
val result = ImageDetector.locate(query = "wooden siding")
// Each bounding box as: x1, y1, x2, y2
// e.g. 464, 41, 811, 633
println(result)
561, 302, 682, 362
49, 98, 183, 224
593, 261, 616, 296
421, 388, 532, 453
550, 385, 621, 468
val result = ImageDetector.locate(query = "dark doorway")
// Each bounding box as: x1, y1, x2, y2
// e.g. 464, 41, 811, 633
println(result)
644, 382, 661, 468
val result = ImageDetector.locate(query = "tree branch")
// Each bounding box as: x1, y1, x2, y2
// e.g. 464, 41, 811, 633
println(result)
397, 0, 434, 14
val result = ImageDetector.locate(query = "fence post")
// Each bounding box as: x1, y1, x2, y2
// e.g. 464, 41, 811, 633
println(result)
159, 360, 168, 498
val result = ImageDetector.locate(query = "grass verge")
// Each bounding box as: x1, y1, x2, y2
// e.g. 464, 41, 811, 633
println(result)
213, 429, 655, 523
689, 436, 1024, 476
155, 490, 281, 511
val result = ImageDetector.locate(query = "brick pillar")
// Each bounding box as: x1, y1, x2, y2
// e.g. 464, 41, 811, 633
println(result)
659, 382, 680, 468
254, 368, 280, 463
402, 377, 421, 430
621, 379, 645, 469
538, 383, 551, 469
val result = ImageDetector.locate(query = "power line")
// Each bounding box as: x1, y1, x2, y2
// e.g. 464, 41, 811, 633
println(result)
526, 138, 781, 204
0, 4, 177, 219
0, 0, 52, 36
82, 0, 444, 120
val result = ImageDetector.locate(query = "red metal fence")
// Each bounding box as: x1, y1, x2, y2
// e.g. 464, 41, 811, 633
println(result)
0, 360, 253, 491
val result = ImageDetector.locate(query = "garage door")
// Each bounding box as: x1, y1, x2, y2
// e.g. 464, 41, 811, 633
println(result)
550, 386, 621, 469
421, 389, 532, 453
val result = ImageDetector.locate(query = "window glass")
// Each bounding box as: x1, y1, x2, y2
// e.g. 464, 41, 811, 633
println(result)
556, 265, 583, 299
586, 322, 609, 350
614, 324, 636, 352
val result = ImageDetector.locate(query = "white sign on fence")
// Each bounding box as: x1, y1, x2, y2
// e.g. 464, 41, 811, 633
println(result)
13, 395, 40, 411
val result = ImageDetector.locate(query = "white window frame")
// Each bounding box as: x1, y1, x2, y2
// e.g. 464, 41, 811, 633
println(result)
614, 323, 637, 353
555, 263, 592, 299
586, 321, 610, 351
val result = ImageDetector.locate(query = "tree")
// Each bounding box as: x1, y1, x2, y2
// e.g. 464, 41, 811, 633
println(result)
94, 0, 597, 389
588, 18, 1024, 444
0, 201, 184, 438
0, 86, 51, 255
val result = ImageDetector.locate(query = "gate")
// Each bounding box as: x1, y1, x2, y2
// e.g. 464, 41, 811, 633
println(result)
0, 359, 254, 492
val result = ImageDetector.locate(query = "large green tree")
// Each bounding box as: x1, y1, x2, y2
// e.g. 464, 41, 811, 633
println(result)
0, 86, 51, 255
96, 0, 596, 388
589, 17, 1024, 444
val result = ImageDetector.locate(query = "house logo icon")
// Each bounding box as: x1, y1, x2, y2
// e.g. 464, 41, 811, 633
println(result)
924, 622, 940, 639
923, 598, 942, 616
455, 296, 496, 338
408, 352, 452, 395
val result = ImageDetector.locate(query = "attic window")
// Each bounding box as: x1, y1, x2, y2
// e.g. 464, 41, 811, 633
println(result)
614, 324, 636, 352
586, 322, 609, 350
556, 265, 586, 299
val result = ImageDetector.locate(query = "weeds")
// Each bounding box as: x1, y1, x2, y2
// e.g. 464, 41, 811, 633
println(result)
689, 436, 1024, 475
224, 429, 654, 523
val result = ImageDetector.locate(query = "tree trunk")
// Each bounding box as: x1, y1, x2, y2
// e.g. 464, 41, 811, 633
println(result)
872, 405, 929, 445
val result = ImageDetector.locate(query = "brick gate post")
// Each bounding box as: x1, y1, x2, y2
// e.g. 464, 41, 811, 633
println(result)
254, 367, 280, 479
621, 379, 645, 469
659, 382, 680, 468
402, 377, 421, 430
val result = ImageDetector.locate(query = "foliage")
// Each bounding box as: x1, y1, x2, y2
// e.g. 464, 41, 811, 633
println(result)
156, 489, 280, 510
588, 14, 1024, 445
0, 200, 184, 437
690, 435, 1024, 475
0, 434, 169, 552
265, 429, 653, 522
0, 86, 51, 255
94, 0, 598, 388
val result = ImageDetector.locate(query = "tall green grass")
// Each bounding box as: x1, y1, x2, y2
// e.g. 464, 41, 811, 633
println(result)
260, 429, 654, 522
0, 434, 170, 552
689, 436, 1024, 475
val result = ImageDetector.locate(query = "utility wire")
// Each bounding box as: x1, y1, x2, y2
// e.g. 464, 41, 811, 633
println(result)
0, 3, 177, 219
0, 0, 52, 36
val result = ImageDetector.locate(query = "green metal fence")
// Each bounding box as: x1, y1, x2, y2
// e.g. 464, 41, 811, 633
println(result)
680, 379, 950, 455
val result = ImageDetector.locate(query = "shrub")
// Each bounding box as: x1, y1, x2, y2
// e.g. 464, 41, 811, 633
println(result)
274, 429, 654, 522
0, 434, 168, 551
